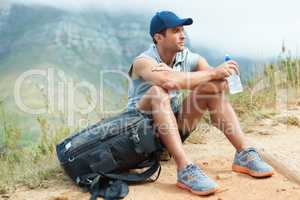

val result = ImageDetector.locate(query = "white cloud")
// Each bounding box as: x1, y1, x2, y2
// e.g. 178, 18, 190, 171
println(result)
9, 0, 300, 58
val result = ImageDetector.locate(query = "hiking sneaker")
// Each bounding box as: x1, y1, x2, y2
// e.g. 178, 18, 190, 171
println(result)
232, 147, 274, 177
176, 164, 218, 196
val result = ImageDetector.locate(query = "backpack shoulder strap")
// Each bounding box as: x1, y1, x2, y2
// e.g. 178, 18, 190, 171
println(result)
103, 159, 161, 183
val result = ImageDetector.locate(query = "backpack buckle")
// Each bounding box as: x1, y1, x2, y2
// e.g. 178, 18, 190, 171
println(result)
68, 156, 75, 162
131, 133, 140, 143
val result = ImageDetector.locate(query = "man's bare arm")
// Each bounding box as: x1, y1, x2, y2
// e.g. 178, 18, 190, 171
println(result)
133, 58, 236, 90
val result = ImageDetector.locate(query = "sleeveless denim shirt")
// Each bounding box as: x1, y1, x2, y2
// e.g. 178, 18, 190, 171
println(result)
127, 44, 200, 112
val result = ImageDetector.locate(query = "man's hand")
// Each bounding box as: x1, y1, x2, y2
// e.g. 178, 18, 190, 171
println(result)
212, 60, 240, 80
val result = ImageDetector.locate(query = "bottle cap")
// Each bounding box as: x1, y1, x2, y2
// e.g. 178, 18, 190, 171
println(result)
224, 54, 231, 62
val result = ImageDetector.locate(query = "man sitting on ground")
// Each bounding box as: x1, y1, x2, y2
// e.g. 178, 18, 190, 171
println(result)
127, 11, 274, 196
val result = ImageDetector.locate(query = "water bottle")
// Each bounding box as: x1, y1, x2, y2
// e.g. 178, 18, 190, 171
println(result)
225, 54, 243, 94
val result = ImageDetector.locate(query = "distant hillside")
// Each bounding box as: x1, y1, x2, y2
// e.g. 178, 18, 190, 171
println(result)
0, 4, 150, 81
0, 4, 262, 81
0, 4, 153, 120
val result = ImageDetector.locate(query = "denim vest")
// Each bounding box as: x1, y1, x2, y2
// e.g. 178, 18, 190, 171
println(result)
127, 44, 200, 112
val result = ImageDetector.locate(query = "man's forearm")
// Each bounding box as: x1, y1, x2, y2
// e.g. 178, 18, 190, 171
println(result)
161, 70, 215, 90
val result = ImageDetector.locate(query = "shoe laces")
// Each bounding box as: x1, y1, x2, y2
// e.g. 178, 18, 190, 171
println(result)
186, 164, 207, 178
243, 148, 262, 161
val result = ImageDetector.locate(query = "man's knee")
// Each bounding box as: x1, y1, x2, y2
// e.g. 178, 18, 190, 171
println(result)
148, 85, 170, 105
137, 85, 171, 112
195, 81, 227, 94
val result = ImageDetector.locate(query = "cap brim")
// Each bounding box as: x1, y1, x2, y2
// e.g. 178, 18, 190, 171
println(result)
170, 18, 193, 28
180, 18, 193, 26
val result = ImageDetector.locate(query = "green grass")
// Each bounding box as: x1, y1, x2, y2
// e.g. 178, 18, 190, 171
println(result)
231, 56, 299, 119
0, 100, 71, 192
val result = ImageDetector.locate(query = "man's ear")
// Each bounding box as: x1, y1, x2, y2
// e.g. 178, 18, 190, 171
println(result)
154, 33, 162, 43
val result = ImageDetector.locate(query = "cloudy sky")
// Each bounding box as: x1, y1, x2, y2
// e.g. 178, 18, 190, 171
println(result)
6, 0, 300, 58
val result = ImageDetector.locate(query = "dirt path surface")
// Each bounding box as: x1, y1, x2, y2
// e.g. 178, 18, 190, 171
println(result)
4, 104, 300, 200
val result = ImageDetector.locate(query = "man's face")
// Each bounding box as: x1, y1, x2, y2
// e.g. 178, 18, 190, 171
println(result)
157, 26, 186, 52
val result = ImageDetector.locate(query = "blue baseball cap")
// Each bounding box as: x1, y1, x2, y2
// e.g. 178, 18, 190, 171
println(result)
150, 11, 193, 37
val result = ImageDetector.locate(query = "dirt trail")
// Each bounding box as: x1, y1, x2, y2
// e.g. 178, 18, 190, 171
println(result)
4, 104, 300, 200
